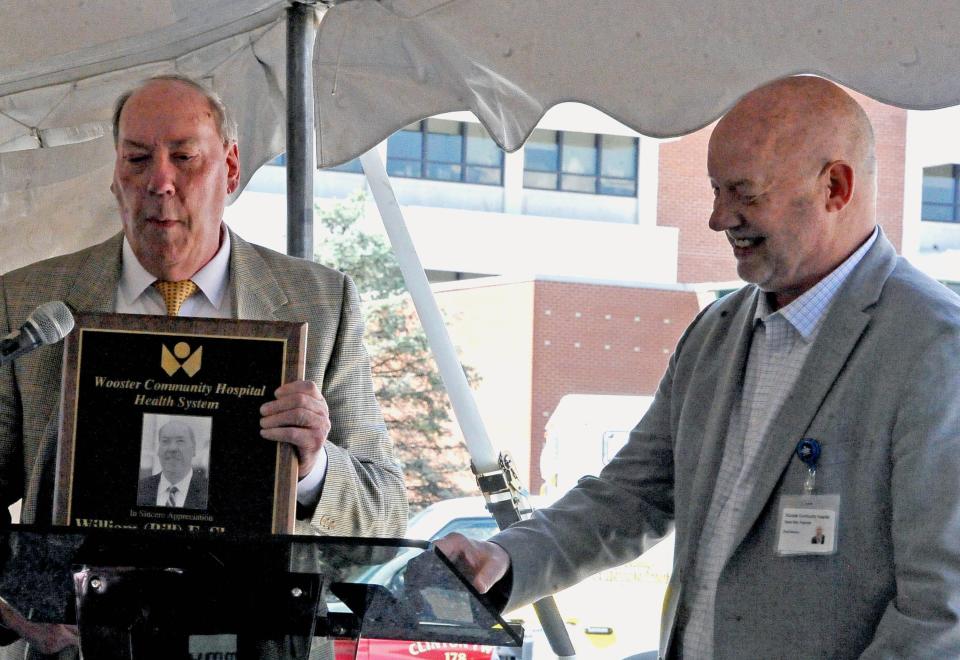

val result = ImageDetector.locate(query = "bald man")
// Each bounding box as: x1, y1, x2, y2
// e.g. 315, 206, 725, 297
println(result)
438, 77, 960, 658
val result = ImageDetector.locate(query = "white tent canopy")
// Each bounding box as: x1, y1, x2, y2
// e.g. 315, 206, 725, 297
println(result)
314, 0, 960, 166
0, 0, 289, 272
3, 0, 960, 269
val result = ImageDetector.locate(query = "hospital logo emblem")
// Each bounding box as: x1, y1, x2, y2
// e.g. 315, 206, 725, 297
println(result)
161, 342, 202, 377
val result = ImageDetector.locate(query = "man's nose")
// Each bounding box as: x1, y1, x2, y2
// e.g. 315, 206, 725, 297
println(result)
708, 199, 740, 233
147, 156, 176, 196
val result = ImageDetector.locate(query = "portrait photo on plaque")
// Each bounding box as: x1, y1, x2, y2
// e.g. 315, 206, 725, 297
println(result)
54, 312, 306, 535
136, 413, 212, 511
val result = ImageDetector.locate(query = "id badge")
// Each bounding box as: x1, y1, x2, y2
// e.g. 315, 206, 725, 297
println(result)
775, 494, 840, 556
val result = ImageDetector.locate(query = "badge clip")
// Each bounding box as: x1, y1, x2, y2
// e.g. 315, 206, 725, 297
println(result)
795, 438, 821, 495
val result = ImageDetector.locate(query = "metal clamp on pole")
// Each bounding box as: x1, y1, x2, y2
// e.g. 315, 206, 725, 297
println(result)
472, 453, 532, 528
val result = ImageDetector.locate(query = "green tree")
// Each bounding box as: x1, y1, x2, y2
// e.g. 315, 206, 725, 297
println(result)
315, 193, 477, 510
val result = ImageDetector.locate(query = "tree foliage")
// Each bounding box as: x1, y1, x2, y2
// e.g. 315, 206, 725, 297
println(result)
315, 193, 477, 510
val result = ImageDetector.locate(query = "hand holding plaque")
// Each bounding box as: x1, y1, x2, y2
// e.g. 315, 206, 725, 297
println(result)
260, 380, 331, 479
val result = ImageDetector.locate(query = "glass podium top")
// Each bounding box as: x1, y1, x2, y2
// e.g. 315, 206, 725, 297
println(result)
0, 524, 523, 656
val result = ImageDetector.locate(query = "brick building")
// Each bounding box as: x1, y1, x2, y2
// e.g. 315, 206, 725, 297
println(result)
228, 92, 910, 492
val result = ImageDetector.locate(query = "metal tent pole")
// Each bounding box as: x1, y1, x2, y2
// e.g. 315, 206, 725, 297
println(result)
285, 1, 317, 258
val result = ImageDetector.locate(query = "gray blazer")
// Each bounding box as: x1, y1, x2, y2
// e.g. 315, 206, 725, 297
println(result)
494, 231, 960, 658
0, 230, 407, 538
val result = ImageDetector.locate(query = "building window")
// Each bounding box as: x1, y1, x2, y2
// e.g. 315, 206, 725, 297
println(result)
386, 119, 503, 185
523, 129, 637, 197
269, 153, 362, 173
922, 164, 960, 223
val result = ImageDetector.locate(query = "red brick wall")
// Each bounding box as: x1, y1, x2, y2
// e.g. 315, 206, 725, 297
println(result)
528, 282, 701, 490
658, 91, 907, 283
435, 278, 702, 492
657, 127, 731, 283
858, 93, 906, 251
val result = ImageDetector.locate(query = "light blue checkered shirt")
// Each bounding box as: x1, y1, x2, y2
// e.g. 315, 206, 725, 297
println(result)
681, 227, 879, 658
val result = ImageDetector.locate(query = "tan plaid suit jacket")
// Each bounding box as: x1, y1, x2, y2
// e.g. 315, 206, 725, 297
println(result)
0, 230, 408, 658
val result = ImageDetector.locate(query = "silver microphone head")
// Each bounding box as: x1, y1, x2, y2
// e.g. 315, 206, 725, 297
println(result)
26, 301, 75, 345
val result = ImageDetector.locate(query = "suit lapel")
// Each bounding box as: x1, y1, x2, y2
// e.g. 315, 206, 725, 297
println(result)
676, 289, 759, 571
228, 229, 288, 321
64, 233, 124, 313
728, 233, 898, 550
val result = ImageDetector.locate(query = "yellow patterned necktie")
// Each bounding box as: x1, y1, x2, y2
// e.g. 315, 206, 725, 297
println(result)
153, 280, 198, 316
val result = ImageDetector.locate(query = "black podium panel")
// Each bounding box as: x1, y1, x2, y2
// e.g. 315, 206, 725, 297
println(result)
0, 525, 522, 659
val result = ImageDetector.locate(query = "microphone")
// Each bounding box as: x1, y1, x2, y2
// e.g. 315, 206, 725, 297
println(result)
0, 301, 75, 366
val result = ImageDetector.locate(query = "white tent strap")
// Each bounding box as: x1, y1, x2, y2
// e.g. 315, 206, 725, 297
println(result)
358, 149, 498, 473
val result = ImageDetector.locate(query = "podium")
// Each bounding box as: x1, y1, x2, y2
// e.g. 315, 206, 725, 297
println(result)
0, 525, 523, 659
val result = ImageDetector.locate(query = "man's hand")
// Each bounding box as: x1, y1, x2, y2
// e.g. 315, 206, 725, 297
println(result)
434, 533, 511, 594
260, 380, 331, 478
0, 600, 78, 655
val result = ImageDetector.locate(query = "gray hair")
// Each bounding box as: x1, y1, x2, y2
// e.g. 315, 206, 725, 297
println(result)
112, 74, 238, 145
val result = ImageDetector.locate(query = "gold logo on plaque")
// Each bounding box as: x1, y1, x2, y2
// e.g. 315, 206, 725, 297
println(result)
161, 342, 202, 377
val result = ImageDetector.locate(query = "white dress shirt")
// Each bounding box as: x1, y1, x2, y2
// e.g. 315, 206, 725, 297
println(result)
116, 226, 327, 503
681, 227, 879, 658
156, 470, 194, 508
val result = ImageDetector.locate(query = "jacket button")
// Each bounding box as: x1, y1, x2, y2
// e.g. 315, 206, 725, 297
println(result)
318, 515, 335, 531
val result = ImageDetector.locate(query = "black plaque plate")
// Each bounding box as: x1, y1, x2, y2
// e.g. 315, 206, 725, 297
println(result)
53, 313, 306, 535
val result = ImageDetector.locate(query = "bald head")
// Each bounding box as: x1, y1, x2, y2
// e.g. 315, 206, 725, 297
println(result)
714, 76, 876, 194
707, 76, 879, 308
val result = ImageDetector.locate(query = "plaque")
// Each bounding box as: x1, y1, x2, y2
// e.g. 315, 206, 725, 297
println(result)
53, 313, 306, 535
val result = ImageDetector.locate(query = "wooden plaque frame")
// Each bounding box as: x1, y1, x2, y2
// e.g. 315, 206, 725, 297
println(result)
53, 312, 306, 535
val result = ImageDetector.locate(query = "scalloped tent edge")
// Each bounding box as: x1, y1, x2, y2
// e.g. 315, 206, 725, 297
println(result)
1, 0, 959, 268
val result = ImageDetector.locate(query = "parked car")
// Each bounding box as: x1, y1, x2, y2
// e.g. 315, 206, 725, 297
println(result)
333, 496, 673, 659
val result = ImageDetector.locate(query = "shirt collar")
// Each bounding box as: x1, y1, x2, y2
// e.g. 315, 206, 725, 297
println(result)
191, 228, 231, 309
753, 226, 879, 341
158, 469, 193, 492
118, 225, 231, 309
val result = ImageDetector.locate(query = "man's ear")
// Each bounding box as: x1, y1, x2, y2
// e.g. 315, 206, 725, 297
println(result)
225, 142, 240, 195
824, 160, 854, 213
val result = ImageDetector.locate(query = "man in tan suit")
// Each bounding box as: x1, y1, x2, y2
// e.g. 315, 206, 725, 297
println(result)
0, 75, 408, 655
